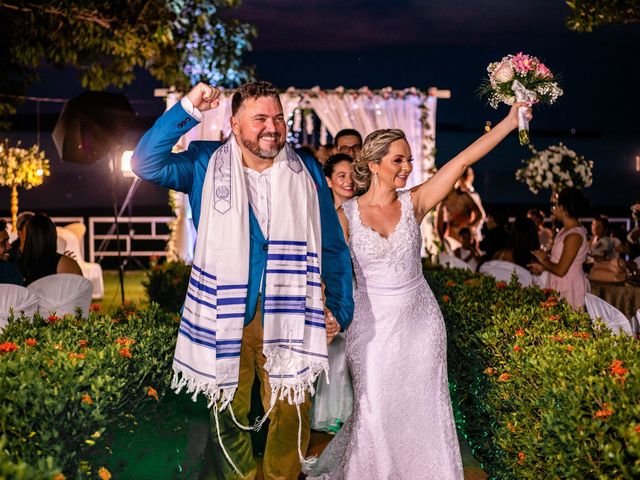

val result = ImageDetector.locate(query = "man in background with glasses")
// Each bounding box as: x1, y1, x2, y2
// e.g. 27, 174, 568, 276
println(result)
333, 128, 362, 158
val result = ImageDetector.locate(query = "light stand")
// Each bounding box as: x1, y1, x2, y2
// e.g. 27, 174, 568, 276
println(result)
109, 154, 126, 304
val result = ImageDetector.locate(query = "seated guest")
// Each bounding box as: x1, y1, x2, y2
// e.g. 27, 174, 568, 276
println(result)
589, 215, 621, 261
0, 220, 23, 285
454, 227, 480, 271
527, 208, 553, 251
480, 209, 509, 264
493, 215, 539, 268
333, 128, 362, 158
530, 188, 589, 309
17, 212, 83, 285
8, 211, 34, 262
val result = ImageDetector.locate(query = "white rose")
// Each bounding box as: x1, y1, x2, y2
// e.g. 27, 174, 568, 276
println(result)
493, 63, 514, 83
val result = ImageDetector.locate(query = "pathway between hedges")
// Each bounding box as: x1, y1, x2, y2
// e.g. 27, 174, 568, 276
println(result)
94, 389, 487, 478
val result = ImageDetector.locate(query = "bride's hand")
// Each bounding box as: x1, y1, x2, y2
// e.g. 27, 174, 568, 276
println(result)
325, 308, 341, 344
506, 101, 533, 130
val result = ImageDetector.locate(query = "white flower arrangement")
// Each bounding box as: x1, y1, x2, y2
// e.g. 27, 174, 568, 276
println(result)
0, 139, 50, 189
515, 143, 593, 194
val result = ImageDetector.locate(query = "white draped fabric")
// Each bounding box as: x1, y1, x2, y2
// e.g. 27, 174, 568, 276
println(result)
164, 87, 439, 261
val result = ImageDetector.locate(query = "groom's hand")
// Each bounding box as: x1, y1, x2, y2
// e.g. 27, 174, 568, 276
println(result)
186, 82, 221, 112
325, 308, 341, 344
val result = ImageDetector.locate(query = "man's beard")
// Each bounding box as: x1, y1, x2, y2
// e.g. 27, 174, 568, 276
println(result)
240, 133, 285, 159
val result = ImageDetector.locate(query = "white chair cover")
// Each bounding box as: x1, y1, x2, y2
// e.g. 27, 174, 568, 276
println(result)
0, 284, 39, 332
438, 252, 473, 271
27, 274, 93, 316
64, 223, 86, 259
56, 227, 81, 259
632, 309, 640, 336
584, 293, 633, 336
532, 270, 549, 288
56, 225, 104, 300
479, 260, 534, 286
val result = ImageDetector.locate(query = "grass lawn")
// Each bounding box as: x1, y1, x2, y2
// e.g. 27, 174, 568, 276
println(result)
97, 269, 148, 313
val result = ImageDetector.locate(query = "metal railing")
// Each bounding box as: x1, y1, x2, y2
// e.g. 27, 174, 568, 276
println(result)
88, 216, 174, 263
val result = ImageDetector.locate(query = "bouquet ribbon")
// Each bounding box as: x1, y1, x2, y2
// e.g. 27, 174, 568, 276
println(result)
511, 80, 536, 145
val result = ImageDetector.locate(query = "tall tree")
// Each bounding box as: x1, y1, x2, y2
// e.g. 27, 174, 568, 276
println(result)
0, 0, 256, 127
565, 0, 640, 32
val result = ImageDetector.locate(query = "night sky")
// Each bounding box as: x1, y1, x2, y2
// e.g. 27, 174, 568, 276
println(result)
2, 0, 639, 216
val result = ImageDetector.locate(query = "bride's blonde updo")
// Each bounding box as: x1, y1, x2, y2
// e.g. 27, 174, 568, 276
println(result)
352, 129, 407, 195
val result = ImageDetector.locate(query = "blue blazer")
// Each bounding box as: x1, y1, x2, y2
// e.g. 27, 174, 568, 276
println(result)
132, 102, 354, 330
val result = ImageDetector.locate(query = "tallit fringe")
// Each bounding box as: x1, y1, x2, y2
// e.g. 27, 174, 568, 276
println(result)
171, 366, 235, 409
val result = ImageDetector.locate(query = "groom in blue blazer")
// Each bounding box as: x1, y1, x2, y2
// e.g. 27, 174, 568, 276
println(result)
132, 81, 353, 480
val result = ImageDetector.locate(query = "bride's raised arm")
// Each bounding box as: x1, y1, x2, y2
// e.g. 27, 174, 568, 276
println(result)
410, 102, 531, 219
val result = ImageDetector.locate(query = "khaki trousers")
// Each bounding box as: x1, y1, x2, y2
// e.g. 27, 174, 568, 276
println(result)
200, 301, 312, 480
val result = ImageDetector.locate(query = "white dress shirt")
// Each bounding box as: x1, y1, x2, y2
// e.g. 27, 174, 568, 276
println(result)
244, 166, 272, 238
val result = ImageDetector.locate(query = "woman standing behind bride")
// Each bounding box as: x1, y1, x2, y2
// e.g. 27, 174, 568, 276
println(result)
306, 102, 532, 479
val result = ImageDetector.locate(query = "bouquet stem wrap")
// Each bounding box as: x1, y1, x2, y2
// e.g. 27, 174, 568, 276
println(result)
511, 80, 537, 145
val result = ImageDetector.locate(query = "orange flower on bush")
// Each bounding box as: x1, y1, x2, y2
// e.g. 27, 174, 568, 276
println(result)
573, 331, 590, 339
608, 359, 629, 383
498, 373, 511, 382
548, 314, 560, 321
81, 393, 93, 405
53, 343, 63, 350
484, 367, 497, 376
52, 474, 66, 480
115, 337, 136, 346
119, 347, 132, 358
25, 338, 37, 347
78, 339, 89, 348
566, 345, 574, 352
507, 421, 516, 433
147, 386, 159, 401
441, 295, 450, 303
0, 341, 19, 353
98, 467, 111, 480
550, 335, 564, 343
515, 329, 525, 337
513, 345, 521, 352
517, 451, 526, 465
47, 314, 60, 324
68, 352, 86, 360
445, 280, 457, 287
496, 281, 507, 289
90, 303, 101, 312
595, 404, 614, 419
635, 425, 640, 434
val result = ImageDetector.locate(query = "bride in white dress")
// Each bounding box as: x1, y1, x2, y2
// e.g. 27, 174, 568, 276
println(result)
308, 102, 532, 479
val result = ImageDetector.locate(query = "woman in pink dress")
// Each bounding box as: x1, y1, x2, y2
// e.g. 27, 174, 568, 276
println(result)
530, 188, 589, 309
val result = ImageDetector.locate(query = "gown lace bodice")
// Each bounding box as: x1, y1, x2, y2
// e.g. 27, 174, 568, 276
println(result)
343, 191, 424, 292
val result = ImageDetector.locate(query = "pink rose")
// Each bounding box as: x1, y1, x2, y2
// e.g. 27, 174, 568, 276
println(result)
493, 63, 514, 83
535, 63, 552, 79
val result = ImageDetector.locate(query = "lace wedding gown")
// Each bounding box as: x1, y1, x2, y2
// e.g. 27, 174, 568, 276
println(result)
306, 191, 463, 479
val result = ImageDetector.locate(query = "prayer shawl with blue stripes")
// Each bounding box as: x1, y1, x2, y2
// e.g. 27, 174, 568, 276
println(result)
171, 134, 328, 418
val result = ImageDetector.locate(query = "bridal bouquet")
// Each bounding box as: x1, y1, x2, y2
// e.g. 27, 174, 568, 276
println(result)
478, 52, 563, 145
515, 143, 592, 194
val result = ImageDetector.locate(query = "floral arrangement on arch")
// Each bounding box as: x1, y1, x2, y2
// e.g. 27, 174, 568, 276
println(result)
515, 143, 593, 194
0, 139, 50, 189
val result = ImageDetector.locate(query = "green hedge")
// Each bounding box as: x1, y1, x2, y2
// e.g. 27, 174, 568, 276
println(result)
0, 303, 178, 478
426, 265, 640, 479
142, 259, 191, 313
